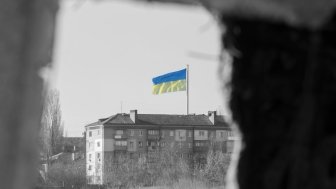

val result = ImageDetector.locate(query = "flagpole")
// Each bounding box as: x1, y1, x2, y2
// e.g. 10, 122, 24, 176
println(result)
187, 64, 189, 115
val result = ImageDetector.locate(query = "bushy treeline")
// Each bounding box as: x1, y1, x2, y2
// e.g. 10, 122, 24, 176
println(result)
43, 149, 230, 189
104, 149, 231, 189
44, 159, 86, 189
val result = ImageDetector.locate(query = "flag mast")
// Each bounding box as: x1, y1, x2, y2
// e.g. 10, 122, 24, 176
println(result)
187, 64, 189, 115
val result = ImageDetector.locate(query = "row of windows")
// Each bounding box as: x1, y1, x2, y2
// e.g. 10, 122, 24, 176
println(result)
115, 130, 231, 138
195, 142, 207, 147
89, 139, 224, 149
88, 130, 101, 137
88, 152, 101, 162
88, 141, 101, 149
88, 129, 233, 138
114, 140, 206, 148
87, 164, 102, 173
115, 140, 127, 146
117, 129, 144, 136
89, 139, 224, 151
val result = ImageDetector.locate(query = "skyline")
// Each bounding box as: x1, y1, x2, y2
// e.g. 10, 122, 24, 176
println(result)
52, 1, 225, 136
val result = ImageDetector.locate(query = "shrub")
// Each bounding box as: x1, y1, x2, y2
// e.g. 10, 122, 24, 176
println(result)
104, 149, 230, 189
47, 159, 86, 188
197, 150, 231, 186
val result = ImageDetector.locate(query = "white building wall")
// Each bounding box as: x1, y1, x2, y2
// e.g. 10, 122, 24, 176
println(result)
95, 139, 103, 152
86, 126, 103, 185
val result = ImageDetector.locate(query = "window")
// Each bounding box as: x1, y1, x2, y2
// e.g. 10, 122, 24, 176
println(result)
229, 131, 234, 136
89, 142, 94, 150
97, 142, 100, 147
188, 143, 192, 148
116, 130, 124, 135
180, 154, 183, 158
88, 165, 92, 171
199, 131, 205, 136
179, 142, 182, 148
115, 140, 127, 146
89, 154, 92, 162
97, 153, 101, 162
161, 131, 165, 138
89, 131, 92, 137
97, 130, 100, 135
161, 142, 166, 147
195, 142, 204, 147
138, 141, 143, 147
129, 141, 134, 148
139, 130, 143, 136
130, 130, 134, 136
170, 130, 174, 136
188, 131, 192, 137
220, 131, 225, 138
188, 154, 193, 159
148, 130, 159, 135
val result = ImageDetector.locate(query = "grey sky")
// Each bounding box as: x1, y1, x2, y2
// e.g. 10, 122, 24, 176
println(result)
52, 1, 224, 136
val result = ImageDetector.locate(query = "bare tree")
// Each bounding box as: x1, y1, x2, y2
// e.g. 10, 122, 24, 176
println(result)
40, 89, 64, 159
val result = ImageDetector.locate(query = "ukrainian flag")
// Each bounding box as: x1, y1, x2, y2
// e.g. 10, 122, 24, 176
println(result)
152, 69, 187, 95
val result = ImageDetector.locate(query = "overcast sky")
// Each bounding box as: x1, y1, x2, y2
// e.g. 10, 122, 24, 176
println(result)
52, 0, 225, 137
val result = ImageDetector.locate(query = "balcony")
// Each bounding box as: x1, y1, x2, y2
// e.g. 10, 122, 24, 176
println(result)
147, 135, 160, 140
148, 146, 159, 151
114, 135, 127, 139
193, 141, 209, 152
114, 146, 127, 151
147, 140, 159, 151
114, 140, 127, 151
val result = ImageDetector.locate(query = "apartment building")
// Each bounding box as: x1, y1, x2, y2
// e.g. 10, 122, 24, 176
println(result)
85, 110, 234, 185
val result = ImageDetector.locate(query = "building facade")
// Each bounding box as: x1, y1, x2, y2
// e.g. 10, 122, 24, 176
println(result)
85, 110, 235, 185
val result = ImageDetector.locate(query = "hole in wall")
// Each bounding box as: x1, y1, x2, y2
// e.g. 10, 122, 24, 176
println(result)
37, 0, 239, 188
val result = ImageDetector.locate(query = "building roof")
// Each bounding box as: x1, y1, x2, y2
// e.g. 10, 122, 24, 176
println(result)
86, 112, 230, 128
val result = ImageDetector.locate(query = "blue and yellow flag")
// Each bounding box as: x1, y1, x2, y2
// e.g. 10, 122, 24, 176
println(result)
152, 69, 187, 95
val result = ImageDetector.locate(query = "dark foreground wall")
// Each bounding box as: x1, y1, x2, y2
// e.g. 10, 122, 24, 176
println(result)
0, 0, 58, 189
223, 14, 336, 189
2, 0, 336, 189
